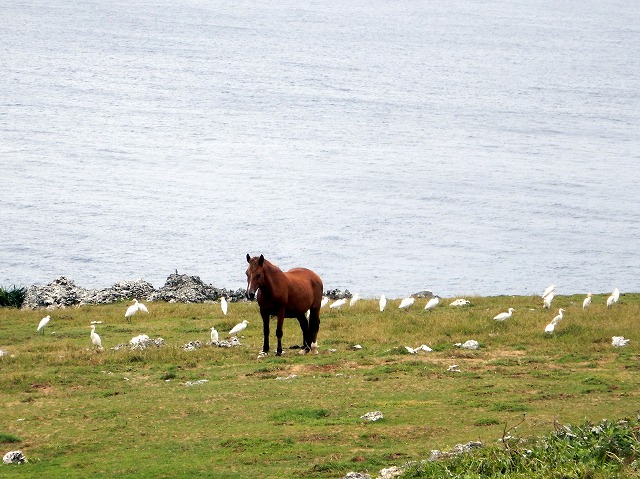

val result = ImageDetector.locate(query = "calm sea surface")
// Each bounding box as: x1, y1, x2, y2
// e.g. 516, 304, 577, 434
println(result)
2, 0, 639, 298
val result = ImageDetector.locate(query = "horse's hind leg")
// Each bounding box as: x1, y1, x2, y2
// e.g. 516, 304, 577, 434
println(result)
275, 311, 285, 356
308, 307, 320, 354
295, 314, 310, 353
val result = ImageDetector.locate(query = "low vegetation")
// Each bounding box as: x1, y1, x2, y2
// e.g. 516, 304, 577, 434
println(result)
0, 293, 638, 478
0, 285, 26, 308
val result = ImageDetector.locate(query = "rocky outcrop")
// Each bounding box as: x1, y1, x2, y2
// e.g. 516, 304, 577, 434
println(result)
21, 274, 247, 309
148, 273, 225, 303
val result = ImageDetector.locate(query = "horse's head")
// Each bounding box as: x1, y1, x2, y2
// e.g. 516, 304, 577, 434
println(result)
245, 253, 265, 299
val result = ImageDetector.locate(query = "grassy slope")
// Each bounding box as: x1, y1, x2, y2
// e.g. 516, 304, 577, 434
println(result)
0, 293, 638, 478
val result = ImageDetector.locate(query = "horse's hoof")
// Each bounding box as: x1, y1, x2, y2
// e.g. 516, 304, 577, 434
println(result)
257, 351, 268, 359
276, 351, 284, 356
311, 342, 319, 355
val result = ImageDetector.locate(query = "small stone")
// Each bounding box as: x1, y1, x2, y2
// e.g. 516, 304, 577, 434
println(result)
361, 411, 384, 422
3, 450, 27, 465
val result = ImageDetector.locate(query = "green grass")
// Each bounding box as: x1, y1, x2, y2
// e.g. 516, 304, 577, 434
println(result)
0, 293, 639, 478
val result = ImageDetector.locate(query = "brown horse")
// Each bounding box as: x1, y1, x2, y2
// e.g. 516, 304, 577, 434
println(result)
246, 254, 323, 356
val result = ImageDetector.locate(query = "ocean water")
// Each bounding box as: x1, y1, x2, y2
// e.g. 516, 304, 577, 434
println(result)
2, 0, 639, 298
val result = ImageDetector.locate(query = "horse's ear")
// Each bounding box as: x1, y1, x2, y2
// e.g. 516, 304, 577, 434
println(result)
246, 253, 251, 263
258, 254, 264, 265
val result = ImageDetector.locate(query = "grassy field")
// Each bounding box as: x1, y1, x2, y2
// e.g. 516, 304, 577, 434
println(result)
1, 293, 639, 478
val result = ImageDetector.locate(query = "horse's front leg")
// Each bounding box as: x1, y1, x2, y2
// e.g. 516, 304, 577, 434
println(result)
261, 310, 271, 355
275, 308, 285, 356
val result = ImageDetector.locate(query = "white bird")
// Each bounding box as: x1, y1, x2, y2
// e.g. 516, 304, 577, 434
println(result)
136, 300, 149, 314
210, 327, 219, 343
349, 294, 360, 307
545, 308, 565, 333
399, 297, 415, 309
379, 294, 387, 312
552, 308, 565, 324
493, 308, 515, 321
606, 295, 615, 308
612, 288, 620, 303
543, 292, 555, 309
582, 293, 592, 309
37, 315, 51, 334
90, 325, 102, 349
405, 344, 433, 354
329, 298, 347, 309
449, 299, 471, 307
424, 296, 440, 311
612, 336, 630, 347
542, 284, 555, 298
320, 296, 329, 308
221, 297, 228, 316
125, 299, 148, 321
228, 320, 248, 336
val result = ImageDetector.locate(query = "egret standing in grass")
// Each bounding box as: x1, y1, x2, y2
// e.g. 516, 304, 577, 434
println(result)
545, 308, 565, 333
399, 297, 415, 309
612, 288, 620, 303
582, 293, 592, 309
543, 292, 555, 309
125, 299, 148, 321
90, 324, 102, 349
494, 308, 515, 321
424, 296, 440, 311
37, 315, 51, 334
606, 294, 615, 308
210, 326, 219, 344
320, 296, 329, 308
349, 294, 360, 307
221, 296, 228, 316
228, 320, 248, 336
329, 298, 347, 310
379, 294, 387, 312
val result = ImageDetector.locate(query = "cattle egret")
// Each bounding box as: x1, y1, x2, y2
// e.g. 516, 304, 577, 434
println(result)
493, 308, 515, 321
582, 293, 592, 309
229, 320, 248, 336
36, 315, 51, 334
424, 296, 440, 311
612, 288, 620, 303
545, 308, 565, 333
450, 299, 470, 307
329, 298, 347, 309
349, 294, 361, 307
405, 344, 433, 354
37, 315, 51, 334
399, 297, 415, 309
125, 299, 148, 321
543, 292, 554, 309
320, 296, 329, 308
210, 327, 219, 343
379, 294, 387, 312
606, 295, 615, 308
221, 297, 228, 316
612, 336, 630, 347
542, 285, 555, 298
90, 325, 102, 349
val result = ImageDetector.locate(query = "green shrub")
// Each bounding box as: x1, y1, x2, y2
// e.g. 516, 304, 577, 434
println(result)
0, 285, 26, 308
